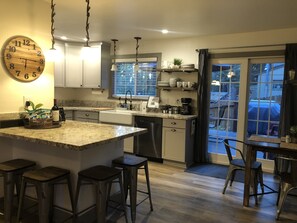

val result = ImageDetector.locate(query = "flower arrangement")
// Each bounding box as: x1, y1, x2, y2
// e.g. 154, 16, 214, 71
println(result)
23, 101, 52, 128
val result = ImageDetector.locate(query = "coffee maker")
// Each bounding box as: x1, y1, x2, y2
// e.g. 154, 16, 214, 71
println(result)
180, 98, 192, 115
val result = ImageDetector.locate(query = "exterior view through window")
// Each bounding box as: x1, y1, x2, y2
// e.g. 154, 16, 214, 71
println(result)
208, 60, 284, 160
113, 61, 158, 99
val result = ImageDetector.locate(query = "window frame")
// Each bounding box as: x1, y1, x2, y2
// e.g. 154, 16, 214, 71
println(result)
109, 53, 162, 100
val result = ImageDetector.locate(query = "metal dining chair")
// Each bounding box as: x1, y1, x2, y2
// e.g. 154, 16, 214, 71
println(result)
275, 156, 297, 220
222, 138, 264, 204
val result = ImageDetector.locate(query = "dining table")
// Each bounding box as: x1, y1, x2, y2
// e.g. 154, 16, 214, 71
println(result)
244, 135, 297, 207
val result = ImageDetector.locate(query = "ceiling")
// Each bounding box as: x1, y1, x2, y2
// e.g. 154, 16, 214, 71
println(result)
43, 0, 297, 43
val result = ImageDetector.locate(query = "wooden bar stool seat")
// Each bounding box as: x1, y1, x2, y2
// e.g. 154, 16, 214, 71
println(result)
74, 165, 127, 223
16, 166, 75, 223
0, 158, 36, 223
112, 154, 153, 223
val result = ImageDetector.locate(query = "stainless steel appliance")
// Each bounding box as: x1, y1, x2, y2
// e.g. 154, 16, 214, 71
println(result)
134, 116, 163, 162
180, 98, 192, 115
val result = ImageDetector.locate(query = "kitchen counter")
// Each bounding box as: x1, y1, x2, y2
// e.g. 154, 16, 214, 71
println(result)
0, 120, 147, 211
64, 106, 197, 120
131, 111, 197, 120
0, 120, 146, 151
63, 106, 113, 112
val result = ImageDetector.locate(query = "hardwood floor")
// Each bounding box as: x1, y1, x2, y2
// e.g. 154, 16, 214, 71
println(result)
1, 162, 297, 223
116, 162, 297, 223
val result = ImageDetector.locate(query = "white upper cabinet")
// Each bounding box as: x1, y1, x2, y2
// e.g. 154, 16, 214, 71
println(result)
83, 45, 101, 88
65, 43, 83, 87
54, 41, 110, 89
54, 42, 65, 87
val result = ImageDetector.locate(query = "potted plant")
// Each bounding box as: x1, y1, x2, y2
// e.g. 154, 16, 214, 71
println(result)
23, 101, 52, 128
173, 58, 183, 68
289, 125, 297, 143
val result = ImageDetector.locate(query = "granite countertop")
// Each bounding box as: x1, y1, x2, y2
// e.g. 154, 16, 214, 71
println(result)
63, 107, 113, 112
0, 120, 146, 151
64, 107, 197, 120
130, 111, 197, 120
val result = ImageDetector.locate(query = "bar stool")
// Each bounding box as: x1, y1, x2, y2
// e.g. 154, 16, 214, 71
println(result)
112, 154, 153, 223
0, 159, 36, 223
16, 166, 75, 223
74, 165, 128, 223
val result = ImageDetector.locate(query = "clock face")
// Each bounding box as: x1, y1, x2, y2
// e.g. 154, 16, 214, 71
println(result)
2, 36, 45, 82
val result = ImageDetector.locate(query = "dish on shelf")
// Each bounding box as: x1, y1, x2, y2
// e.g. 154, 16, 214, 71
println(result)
157, 81, 169, 87
181, 64, 195, 69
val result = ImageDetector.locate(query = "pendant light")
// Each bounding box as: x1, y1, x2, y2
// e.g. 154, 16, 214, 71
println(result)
45, 0, 61, 62
111, 39, 118, 71
134, 37, 141, 73
81, 0, 97, 60
227, 65, 235, 78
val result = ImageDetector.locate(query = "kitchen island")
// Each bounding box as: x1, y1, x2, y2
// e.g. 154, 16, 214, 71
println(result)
0, 120, 147, 212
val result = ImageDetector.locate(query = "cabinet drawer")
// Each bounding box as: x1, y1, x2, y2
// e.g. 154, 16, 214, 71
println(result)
75, 117, 99, 123
163, 119, 185, 129
74, 111, 99, 120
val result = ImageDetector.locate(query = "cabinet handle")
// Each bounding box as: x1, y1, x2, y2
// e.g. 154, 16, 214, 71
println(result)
85, 113, 89, 117
171, 122, 176, 125
171, 129, 176, 132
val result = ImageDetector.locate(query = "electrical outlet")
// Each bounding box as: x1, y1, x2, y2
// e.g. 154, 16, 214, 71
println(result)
23, 96, 30, 107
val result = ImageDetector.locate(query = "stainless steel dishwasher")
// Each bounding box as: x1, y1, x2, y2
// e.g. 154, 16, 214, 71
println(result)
134, 116, 163, 162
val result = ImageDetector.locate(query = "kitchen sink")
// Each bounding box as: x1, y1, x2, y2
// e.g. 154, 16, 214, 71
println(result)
99, 109, 137, 125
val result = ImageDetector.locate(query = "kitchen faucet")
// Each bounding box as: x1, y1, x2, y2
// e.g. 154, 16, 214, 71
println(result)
124, 90, 133, 110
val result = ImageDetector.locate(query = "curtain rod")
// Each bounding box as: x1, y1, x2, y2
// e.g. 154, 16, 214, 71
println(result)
195, 43, 285, 52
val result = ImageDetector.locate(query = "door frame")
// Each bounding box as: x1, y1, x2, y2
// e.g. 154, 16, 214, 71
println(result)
207, 57, 283, 173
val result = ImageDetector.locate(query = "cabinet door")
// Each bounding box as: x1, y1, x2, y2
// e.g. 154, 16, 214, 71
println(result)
162, 127, 185, 162
54, 42, 65, 87
64, 110, 73, 120
65, 44, 83, 87
83, 46, 101, 88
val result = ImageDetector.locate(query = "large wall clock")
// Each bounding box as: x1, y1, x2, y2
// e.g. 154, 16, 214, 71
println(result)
2, 35, 45, 82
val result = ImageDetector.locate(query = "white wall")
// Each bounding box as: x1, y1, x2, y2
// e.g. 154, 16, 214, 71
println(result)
0, 0, 54, 114
55, 28, 297, 106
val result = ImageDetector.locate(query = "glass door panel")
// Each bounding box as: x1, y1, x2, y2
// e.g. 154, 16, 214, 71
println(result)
208, 64, 241, 156
247, 60, 284, 160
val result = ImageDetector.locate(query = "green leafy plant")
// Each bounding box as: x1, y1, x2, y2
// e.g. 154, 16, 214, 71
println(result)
173, 58, 183, 66
24, 101, 50, 119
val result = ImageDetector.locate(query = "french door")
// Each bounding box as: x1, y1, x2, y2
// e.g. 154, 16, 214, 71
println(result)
207, 57, 284, 172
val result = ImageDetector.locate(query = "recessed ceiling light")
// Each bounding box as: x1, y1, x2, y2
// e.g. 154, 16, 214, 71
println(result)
161, 29, 169, 34
60, 36, 68, 40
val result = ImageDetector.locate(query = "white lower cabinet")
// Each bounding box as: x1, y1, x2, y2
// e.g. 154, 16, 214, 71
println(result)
162, 118, 196, 167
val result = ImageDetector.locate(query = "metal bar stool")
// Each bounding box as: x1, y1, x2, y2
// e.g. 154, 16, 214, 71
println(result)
16, 166, 75, 223
112, 154, 153, 223
74, 165, 128, 223
0, 158, 36, 223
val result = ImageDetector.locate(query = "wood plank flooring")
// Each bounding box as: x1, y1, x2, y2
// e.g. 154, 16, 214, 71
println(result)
1, 162, 297, 222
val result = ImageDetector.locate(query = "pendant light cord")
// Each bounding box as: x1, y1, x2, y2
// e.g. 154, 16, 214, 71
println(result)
111, 39, 118, 63
50, 0, 56, 49
134, 37, 141, 65
85, 0, 91, 47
